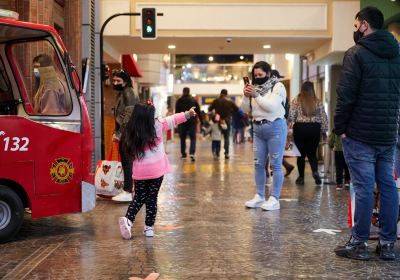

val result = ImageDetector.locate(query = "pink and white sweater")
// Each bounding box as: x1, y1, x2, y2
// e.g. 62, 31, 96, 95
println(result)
132, 112, 188, 180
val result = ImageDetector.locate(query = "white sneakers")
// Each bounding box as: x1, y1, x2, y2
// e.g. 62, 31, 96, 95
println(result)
119, 217, 155, 239
245, 194, 265, 208
245, 195, 280, 211
112, 190, 133, 202
119, 217, 132, 240
261, 196, 280, 211
143, 226, 154, 237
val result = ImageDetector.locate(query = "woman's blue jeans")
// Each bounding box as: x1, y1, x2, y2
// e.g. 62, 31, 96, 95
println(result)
253, 118, 287, 199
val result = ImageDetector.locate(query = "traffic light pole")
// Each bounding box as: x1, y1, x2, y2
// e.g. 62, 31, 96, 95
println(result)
99, 12, 139, 159
99, 11, 163, 159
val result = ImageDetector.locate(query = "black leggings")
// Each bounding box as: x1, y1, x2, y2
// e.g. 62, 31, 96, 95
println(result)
293, 122, 321, 177
125, 176, 163, 227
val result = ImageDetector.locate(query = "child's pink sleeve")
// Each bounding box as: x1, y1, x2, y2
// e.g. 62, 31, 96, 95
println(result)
160, 113, 187, 132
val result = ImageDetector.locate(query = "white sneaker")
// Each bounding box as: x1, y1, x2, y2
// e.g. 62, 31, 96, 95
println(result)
144, 226, 154, 237
261, 196, 280, 211
245, 194, 265, 208
119, 217, 132, 240
112, 190, 133, 202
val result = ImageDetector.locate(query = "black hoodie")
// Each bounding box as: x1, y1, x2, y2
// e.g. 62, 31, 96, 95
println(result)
334, 30, 400, 146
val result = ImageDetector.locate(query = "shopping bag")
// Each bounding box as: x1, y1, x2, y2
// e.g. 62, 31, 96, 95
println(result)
283, 141, 301, 157
348, 179, 400, 239
94, 142, 124, 197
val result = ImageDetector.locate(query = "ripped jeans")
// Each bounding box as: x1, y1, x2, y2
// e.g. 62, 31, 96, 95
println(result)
253, 118, 287, 199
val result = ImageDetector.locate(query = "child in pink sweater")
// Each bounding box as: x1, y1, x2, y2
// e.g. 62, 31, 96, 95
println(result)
118, 101, 196, 239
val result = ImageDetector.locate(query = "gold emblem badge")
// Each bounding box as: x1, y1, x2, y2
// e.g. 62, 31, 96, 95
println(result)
50, 157, 74, 184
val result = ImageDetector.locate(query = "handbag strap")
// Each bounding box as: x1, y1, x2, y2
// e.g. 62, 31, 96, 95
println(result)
107, 141, 121, 161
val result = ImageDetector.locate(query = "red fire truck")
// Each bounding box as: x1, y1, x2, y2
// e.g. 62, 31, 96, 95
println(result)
0, 10, 95, 242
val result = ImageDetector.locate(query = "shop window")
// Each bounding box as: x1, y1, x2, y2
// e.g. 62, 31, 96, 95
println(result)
10, 40, 72, 116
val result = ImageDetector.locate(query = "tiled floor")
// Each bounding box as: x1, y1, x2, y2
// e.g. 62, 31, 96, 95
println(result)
1, 139, 399, 279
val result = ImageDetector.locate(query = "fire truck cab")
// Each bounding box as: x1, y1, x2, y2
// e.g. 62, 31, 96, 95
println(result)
0, 10, 95, 242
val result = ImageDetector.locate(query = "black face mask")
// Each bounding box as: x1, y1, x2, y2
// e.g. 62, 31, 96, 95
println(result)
113, 84, 125, 91
353, 27, 364, 44
254, 76, 269, 85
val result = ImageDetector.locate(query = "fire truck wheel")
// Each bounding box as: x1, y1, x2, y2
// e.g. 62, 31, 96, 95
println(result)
0, 186, 24, 243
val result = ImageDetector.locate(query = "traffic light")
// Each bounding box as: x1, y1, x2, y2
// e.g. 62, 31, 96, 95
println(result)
141, 8, 156, 39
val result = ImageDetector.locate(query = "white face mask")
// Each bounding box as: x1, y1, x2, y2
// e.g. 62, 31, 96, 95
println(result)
33, 68, 40, 79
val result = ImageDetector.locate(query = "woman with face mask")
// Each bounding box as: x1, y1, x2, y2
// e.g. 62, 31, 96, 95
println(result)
111, 69, 140, 202
241, 61, 288, 211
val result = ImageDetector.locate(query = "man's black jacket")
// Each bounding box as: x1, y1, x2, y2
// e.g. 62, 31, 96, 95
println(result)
334, 30, 400, 146
175, 94, 200, 126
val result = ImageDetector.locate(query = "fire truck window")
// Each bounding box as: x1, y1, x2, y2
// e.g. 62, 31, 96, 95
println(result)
0, 59, 15, 115
11, 40, 72, 116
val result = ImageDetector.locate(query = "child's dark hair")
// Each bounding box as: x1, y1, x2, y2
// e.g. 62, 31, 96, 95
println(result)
122, 102, 157, 161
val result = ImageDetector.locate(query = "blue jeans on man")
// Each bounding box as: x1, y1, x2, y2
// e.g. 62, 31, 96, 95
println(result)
342, 137, 398, 243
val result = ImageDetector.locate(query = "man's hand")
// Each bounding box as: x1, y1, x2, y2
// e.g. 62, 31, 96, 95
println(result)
340, 134, 346, 139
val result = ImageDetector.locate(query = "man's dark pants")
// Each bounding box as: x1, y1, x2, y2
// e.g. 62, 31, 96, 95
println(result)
179, 124, 196, 156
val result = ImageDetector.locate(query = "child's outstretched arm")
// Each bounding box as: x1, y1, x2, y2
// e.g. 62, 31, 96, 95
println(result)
161, 107, 196, 132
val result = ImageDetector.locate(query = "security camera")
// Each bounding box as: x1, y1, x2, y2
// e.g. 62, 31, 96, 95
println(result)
226, 37, 232, 43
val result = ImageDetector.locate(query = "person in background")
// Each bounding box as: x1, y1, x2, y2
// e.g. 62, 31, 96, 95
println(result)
111, 69, 140, 202
207, 114, 228, 159
209, 89, 239, 159
241, 61, 287, 211
288, 81, 328, 186
175, 87, 201, 162
118, 102, 196, 239
328, 130, 350, 190
333, 6, 400, 261
265, 69, 295, 180
232, 108, 246, 144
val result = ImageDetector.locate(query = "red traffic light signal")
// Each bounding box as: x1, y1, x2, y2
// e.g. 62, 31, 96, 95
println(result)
141, 8, 156, 39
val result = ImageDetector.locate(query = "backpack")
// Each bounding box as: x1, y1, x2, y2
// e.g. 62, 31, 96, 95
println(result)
282, 97, 290, 119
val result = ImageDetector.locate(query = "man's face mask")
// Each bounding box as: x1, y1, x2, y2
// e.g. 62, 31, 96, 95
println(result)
353, 21, 366, 44
33, 68, 40, 79
254, 76, 269, 85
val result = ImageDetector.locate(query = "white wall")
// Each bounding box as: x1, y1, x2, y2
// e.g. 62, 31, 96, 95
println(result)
313, 1, 359, 64
101, 0, 131, 36
134, 3, 327, 32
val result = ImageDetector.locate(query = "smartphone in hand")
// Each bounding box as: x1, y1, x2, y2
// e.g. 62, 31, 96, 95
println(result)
243, 76, 250, 85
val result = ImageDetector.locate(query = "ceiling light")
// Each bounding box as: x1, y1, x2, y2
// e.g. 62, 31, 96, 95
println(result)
168, 45, 176, 49
263, 45, 271, 49
209, 56, 214, 62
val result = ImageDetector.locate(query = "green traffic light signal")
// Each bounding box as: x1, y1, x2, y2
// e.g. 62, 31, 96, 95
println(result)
141, 8, 156, 39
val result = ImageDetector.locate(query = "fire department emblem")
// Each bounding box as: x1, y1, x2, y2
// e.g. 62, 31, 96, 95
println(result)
50, 157, 74, 184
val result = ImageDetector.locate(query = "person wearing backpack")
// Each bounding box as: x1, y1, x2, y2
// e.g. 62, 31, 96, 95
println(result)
241, 61, 287, 211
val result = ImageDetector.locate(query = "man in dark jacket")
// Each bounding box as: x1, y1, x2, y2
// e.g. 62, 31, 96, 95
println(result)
334, 7, 400, 261
175, 87, 201, 161
208, 89, 238, 159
